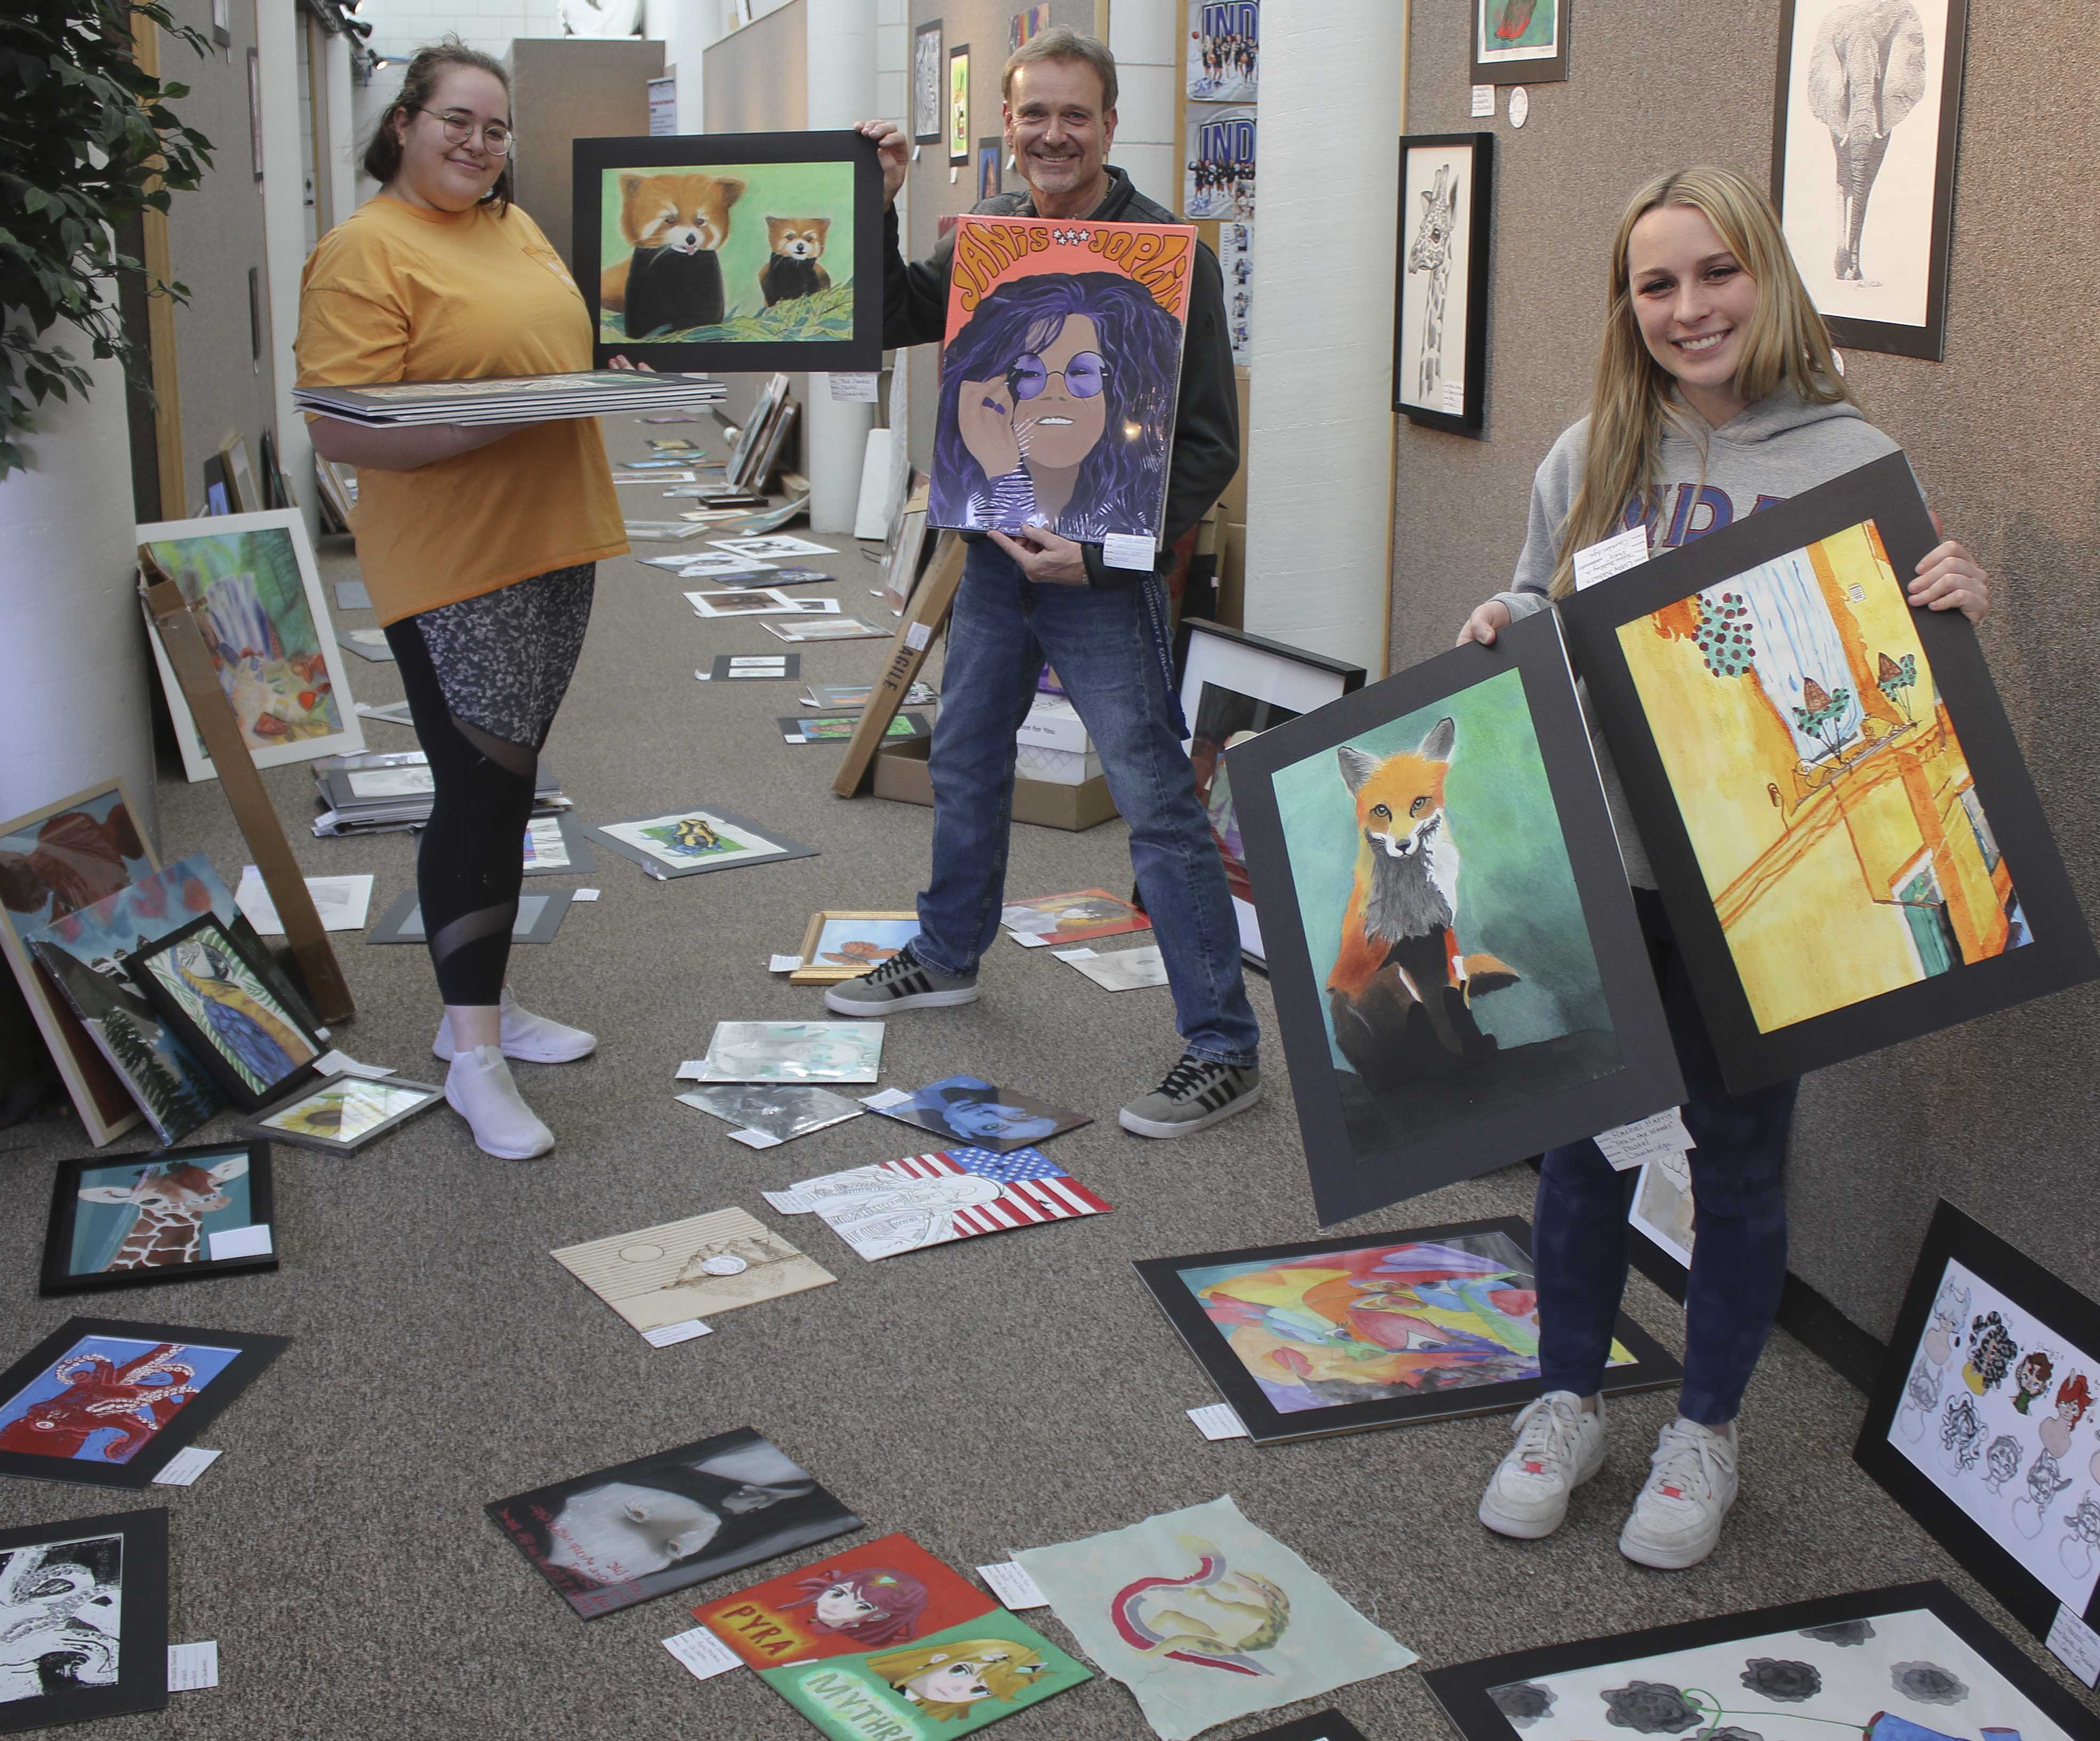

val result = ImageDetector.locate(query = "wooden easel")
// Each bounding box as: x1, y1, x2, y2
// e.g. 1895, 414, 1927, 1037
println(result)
139, 556, 356, 1025
831, 533, 967, 798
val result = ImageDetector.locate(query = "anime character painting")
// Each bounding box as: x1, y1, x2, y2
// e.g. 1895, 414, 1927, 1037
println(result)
870, 1635, 1051, 1717
932, 213, 1196, 546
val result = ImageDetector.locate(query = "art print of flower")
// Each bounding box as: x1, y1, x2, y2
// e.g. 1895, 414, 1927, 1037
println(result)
1797, 1619, 1876, 1646
1892, 1660, 1969, 1705
1597, 1680, 1703, 1733
1489, 1680, 1555, 1727
1739, 1657, 1822, 1702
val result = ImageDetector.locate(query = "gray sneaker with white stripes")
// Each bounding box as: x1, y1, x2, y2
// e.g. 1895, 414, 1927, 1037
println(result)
1118, 1051, 1261, 1138
823, 943, 981, 1014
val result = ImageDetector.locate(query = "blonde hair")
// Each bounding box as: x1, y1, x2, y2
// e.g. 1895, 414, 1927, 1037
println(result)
1546, 165, 1852, 600
867, 1638, 1048, 1719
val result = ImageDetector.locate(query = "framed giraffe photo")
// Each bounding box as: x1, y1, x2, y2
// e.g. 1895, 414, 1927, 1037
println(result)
1392, 131, 1494, 436
39, 1141, 278, 1297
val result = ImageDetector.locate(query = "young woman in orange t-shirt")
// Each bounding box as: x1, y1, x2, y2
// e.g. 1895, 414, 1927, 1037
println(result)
300, 42, 621, 1160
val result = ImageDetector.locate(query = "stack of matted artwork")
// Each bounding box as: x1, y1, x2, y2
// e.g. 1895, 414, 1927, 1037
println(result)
574, 131, 882, 371
1230, 609, 1684, 1224
1561, 453, 2096, 1094
0, 1509, 170, 1729
1135, 1217, 1680, 1443
40, 1142, 276, 1296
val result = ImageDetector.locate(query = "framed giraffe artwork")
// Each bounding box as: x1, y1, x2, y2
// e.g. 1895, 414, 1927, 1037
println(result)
1392, 132, 1494, 436
1771, 0, 1970, 359
40, 1140, 277, 1296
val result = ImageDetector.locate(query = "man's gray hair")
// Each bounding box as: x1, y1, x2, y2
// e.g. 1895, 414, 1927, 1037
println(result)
1001, 26, 1118, 111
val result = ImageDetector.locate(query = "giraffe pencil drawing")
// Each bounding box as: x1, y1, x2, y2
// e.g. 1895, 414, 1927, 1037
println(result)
1408, 163, 1459, 403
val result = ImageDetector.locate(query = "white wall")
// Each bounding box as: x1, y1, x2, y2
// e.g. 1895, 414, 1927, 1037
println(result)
257, 0, 318, 538
1108, 0, 1176, 203
355, 0, 567, 62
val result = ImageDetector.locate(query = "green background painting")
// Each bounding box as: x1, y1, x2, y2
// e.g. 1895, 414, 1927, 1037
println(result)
1481, 0, 1557, 53
1269, 666, 1609, 1073
147, 528, 324, 664
599, 161, 855, 345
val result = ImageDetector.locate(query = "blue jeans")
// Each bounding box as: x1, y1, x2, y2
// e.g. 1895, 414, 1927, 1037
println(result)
912, 539, 1260, 1066
1534, 888, 1796, 1426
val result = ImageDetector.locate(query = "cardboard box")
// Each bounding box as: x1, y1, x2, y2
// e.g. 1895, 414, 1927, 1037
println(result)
1013, 695, 1101, 784
873, 737, 1118, 830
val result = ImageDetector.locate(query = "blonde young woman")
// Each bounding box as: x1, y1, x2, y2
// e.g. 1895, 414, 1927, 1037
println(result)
1459, 166, 1990, 1570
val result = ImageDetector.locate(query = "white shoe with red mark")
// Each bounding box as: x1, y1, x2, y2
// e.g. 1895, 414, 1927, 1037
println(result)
1478, 1391, 1606, 1539
1619, 1416, 1739, 1569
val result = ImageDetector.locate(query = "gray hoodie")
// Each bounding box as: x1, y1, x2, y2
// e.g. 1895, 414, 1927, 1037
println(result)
1492, 387, 1902, 886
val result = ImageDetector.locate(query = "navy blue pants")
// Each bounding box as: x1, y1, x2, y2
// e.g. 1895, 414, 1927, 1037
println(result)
1534, 888, 1797, 1426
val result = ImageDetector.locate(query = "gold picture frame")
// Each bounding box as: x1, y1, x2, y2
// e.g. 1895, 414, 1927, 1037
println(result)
790, 910, 919, 984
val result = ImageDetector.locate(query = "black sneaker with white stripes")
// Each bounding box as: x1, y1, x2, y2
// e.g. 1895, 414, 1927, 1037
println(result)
1118, 1051, 1261, 1138
823, 943, 981, 1014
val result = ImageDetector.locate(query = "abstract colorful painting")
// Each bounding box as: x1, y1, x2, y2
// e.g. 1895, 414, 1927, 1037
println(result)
1563, 455, 2096, 1093
0, 1317, 288, 1489
40, 1141, 273, 1295
1231, 611, 1682, 1223
487, 1428, 860, 1619
783, 1148, 1111, 1263
1013, 1496, 1418, 1740
1136, 1218, 1679, 1443
1858, 1201, 2100, 1645
138, 510, 363, 782
1426, 1582, 2095, 1741
0, 1508, 169, 1728
931, 213, 1196, 545
127, 914, 320, 1109
575, 130, 882, 372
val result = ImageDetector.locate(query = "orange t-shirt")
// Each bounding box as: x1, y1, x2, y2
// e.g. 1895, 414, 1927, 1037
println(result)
296, 196, 626, 626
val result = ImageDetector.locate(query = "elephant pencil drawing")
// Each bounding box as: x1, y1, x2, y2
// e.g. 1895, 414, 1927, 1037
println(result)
1806, 0, 1928, 282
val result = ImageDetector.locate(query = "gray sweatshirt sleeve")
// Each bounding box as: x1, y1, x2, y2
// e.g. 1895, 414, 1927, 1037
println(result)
1491, 418, 1589, 624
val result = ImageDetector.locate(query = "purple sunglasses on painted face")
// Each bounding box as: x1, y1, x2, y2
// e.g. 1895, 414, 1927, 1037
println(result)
1007, 350, 1108, 400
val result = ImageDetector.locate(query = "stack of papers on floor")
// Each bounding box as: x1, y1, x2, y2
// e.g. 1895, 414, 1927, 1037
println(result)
311, 750, 569, 836
295, 370, 725, 426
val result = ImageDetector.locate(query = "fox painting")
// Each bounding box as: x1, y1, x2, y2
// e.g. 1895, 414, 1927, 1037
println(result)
1326, 718, 1522, 1088
600, 170, 746, 338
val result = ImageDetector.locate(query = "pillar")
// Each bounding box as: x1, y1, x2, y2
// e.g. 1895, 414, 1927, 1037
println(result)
257, 0, 319, 539
1107, 0, 1177, 201
803, 0, 877, 533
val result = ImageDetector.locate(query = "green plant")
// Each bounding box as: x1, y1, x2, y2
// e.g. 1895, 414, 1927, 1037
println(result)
0, 1, 213, 477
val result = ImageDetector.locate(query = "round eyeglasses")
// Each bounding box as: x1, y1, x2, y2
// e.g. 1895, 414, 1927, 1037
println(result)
1007, 351, 1107, 401
416, 108, 513, 156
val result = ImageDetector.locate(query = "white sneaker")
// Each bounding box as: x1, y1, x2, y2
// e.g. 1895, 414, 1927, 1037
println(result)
432, 986, 596, 1064
1619, 1416, 1739, 1569
1479, 1391, 1606, 1539
444, 1045, 555, 1160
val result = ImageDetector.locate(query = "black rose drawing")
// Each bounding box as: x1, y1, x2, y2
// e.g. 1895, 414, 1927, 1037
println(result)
1798, 1619, 1877, 1647
1739, 1657, 1823, 1702
1599, 1681, 1703, 1732
1488, 1681, 1555, 1727
1892, 1660, 1969, 1705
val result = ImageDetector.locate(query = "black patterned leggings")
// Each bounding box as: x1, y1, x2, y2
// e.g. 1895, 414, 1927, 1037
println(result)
383, 564, 594, 1005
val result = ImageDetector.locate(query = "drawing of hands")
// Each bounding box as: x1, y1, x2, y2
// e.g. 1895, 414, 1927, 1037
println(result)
957, 376, 1023, 480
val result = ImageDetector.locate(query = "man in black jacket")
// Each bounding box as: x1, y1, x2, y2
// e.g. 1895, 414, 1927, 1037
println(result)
830, 29, 1261, 1139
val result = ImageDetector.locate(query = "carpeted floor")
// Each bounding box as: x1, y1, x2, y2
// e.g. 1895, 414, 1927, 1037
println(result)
3, 416, 2094, 1740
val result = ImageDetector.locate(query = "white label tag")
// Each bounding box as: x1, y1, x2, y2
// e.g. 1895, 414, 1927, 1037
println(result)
762, 1187, 816, 1214
1011, 931, 1053, 949
1051, 946, 1097, 961
663, 1625, 744, 1680
1188, 1402, 1250, 1441
1594, 1107, 1694, 1171
312, 1049, 395, 1080
2048, 1603, 2100, 1687
208, 1224, 273, 1261
573, 888, 601, 902
1102, 532, 1155, 571
768, 953, 803, 972
905, 621, 933, 651
1441, 379, 1466, 414
1572, 524, 1651, 591
977, 1562, 1051, 1610
1471, 83, 1495, 116
642, 1319, 713, 1347
151, 1446, 223, 1487
730, 1128, 784, 1150
829, 371, 879, 402
860, 1087, 912, 1109
168, 1641, 220, 1690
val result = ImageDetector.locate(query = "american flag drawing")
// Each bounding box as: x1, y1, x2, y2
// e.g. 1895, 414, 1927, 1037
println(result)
880, 1147, 1111, 1238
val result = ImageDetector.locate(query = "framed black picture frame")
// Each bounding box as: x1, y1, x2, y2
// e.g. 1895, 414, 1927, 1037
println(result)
124, 912, 326, 1114
1423, 1579, 2100, 1740
1176, 618, 1367, 969
912, 20, 944, 143
1469, 0, 1566, 84
946, 45, 971, 167
0, 1316, 289, 1490
1856, 1200, 2100, 1648
0, 1508, 169, 1733
41, 1140, 277, 1297
1560, 452, 2097, 1096
238, 1073, 446, 1154
573, 130, 884, 373
1230, 608, 1683, 1226
246, 45, 263, 178
1771, 0, 1969, 361
1393, 131, 1493, 435
1135, 1215, 1681, 1444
